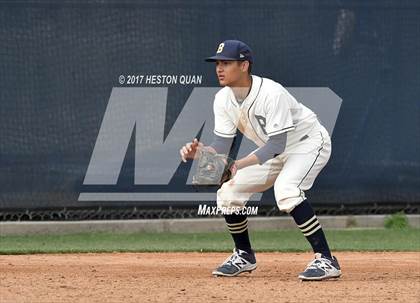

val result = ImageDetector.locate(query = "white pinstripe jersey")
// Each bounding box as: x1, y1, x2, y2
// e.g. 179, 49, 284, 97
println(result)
213, 75, 319, 152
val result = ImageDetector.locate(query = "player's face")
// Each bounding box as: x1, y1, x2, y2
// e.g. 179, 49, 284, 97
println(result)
215, 60, 247, 86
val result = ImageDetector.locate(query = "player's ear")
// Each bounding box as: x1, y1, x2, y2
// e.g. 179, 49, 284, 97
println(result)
241, 61, 249, 73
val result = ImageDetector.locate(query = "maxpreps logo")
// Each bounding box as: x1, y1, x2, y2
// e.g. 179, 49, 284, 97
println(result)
78, 86, 342, 202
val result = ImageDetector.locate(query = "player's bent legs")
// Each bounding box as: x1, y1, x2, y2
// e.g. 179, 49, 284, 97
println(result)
216, 155, 285, 212
273, 135, 341, 280
273, 138, 331, 213
212, 156, 285, 277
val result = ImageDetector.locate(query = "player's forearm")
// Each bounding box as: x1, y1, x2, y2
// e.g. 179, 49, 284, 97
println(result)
235, 133, 287, 169
209, 135, 234, 155
253, 132, 287, 164
235, 154, 260, 170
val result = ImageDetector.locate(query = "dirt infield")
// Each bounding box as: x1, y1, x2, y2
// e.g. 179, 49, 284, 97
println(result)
1, 252, 419, 303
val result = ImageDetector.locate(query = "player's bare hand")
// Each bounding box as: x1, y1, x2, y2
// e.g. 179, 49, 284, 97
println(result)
227, 161, 238, 178
180, 138, 203, 162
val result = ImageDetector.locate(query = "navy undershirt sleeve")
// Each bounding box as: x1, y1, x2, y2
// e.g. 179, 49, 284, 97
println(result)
209, 135, 234, 155
253, 132, 287, 164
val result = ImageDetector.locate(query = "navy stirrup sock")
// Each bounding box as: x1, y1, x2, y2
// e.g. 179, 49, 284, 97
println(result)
224, 214, 252, 254
290, 199, 332, 258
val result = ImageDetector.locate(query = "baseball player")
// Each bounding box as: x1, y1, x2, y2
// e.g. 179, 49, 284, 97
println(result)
179, 40, 341, 281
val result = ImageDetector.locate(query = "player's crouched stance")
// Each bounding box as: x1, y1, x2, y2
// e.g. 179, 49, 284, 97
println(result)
180, 40, 341, 281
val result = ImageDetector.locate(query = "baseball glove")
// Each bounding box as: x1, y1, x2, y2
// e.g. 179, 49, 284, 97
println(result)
192, 149, 235, 186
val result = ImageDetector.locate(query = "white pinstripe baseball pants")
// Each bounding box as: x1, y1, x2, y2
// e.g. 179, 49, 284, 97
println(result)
217, 123, 331, 213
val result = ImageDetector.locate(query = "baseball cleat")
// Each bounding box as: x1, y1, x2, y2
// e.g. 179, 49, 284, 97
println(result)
212, 248, 257, 277
298, 253, 341, 281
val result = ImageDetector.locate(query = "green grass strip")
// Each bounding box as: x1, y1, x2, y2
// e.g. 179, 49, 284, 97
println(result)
0, 228, 419, 254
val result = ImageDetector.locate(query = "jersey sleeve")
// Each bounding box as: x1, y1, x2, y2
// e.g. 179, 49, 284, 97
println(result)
213, 97, 237, 138
264, 92, 295, 136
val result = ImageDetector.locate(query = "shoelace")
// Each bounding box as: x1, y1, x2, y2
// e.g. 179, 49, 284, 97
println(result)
306, 258, 332, 271
222, 250, 246, 268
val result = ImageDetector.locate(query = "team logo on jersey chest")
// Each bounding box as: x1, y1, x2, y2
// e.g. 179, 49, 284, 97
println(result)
254, 115, 267, 135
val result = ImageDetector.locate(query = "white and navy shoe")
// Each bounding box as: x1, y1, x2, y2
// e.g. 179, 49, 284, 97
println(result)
212, 248, 257, 277
298, 253, 341, 281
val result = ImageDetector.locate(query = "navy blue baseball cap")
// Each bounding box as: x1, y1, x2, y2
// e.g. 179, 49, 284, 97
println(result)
205, 40, 253, 63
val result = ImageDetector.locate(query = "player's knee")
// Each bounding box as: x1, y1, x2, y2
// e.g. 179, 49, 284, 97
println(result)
216, 183, 246, 211
274, 185, 305, 213
216, 184, 233, 209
